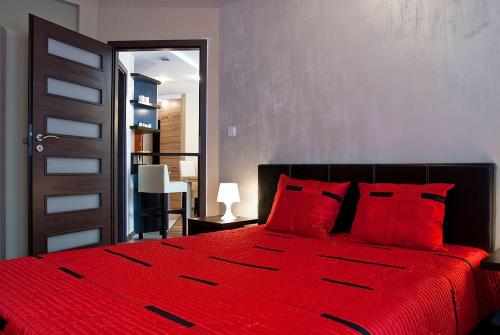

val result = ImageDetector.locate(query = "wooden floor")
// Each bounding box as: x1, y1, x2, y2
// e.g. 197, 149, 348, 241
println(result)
129, 215, 183, 242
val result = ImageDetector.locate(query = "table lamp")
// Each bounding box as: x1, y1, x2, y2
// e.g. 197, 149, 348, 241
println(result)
217, 183, 240, 221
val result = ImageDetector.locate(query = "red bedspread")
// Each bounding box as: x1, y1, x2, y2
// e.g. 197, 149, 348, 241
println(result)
0, 226, 498, 334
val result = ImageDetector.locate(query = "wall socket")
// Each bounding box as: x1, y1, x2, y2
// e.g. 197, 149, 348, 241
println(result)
227, 126, 237, 137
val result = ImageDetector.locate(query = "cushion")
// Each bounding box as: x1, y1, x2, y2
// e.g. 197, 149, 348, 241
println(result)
265, 175, 350, 239
351, 183, 455, 250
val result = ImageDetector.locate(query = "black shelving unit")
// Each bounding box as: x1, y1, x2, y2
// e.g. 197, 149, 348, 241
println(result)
130, 72, 161, 127
130, 73, 162, 85
129, 125, 160, 134
130, 72, 163, 234
130, 100, 160, 110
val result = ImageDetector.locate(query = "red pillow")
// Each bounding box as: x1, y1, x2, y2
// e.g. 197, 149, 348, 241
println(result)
265, 175, 350, 239
351, 183, 454, 250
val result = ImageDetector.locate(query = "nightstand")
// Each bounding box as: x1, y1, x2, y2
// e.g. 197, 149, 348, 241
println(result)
481, 249, 500, 271
479, 249, 500, 332
188, 216, 258, 235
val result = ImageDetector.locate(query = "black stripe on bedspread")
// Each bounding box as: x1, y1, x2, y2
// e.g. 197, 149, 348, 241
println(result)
145, 305, 195, 328
103, 249, 152, 267
322, 278, 373, 290
265, 233, 291, 239
321, 313, 371, 335
179, 275, 218, 286
319, 255, 406, 269
355, 244, 393, 250
450, 289, 459, 335
208, 256, 279, 271
0, 316, 7, 331
254, 246, 285, 253
369, 192, 393, 197
59, 267, 84, 279
434, 253, 481, 320
161, 242, 185, 250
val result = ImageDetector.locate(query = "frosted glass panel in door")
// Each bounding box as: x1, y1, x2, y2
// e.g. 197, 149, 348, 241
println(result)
47, 228, 101, 252
47, 157, 101, 174
47, 77, 101, 104
47, 117, 101, 138
46, 194, 101, 214
48, 38, 102, 68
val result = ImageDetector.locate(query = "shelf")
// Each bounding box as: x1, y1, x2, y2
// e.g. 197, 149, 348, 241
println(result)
130, 73, 161, 85
130, 100, 161, 109
130, 125, 160, 134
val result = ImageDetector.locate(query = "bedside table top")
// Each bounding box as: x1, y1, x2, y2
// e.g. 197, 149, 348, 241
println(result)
481, 249, 500, 271
189, 216, 258, 225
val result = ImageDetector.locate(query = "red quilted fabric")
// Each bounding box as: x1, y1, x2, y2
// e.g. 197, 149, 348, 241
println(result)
352, 183, 454, 250
0, 226, 498, 334
265, 174, 350, 239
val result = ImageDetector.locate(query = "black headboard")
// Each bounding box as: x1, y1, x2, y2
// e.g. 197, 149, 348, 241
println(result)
258, 163, 496, 252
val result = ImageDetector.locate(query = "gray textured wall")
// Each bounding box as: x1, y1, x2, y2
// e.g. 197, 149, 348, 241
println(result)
219, 0, 500, 246
0, 1, 79, 259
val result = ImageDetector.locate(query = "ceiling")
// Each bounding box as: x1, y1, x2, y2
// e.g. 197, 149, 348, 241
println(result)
130, 50, 200, 83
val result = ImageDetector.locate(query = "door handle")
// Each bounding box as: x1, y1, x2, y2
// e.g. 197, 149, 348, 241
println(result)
36, 134, 60, 142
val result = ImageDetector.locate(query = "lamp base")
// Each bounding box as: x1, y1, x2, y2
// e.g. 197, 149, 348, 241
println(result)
221, 203, 236, 221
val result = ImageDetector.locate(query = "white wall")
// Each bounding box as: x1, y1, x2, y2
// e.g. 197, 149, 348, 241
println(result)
0, 0, 79, 259
219, 0, 500, 247
0, 0, 78, 34
66, 0, 98, 38
97, 0, 220, 215
4, 28, 29, 259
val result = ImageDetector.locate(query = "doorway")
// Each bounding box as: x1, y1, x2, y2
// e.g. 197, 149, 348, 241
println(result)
28, 15, 208, 254
110, 40, 207, 243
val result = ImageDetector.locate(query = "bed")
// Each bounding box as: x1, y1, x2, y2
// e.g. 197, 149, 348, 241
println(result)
0, 163, 498, 334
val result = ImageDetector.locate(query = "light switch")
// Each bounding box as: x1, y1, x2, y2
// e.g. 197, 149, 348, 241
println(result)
227, 126, 237, 137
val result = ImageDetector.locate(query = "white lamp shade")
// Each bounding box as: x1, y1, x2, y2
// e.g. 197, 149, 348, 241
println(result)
180, 160, 196, 178
217, 183, 240, 203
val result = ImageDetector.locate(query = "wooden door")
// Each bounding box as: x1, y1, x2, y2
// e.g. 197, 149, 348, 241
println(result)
158, 98, 183, 209
29, 15, 113, 255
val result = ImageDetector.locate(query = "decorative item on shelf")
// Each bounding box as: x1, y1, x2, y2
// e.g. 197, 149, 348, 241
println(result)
137, 122, 153, 128
217, 183, 240, 221
138, 95, 151, 104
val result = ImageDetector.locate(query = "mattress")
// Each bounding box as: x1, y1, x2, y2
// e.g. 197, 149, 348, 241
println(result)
0, 226, 498, 334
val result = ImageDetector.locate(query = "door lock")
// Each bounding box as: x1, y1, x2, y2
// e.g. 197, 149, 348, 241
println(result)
35, 144, 44, 153
36, 134, 59, 142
